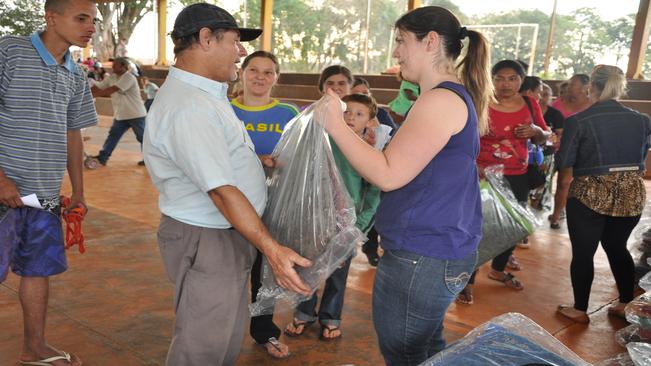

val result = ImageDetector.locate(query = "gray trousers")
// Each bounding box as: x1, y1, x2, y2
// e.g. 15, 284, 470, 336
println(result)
157, 215, 257, 366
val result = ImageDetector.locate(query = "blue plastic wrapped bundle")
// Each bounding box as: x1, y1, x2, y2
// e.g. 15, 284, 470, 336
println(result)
250, 98, 366, 317
420, 313, 590, 366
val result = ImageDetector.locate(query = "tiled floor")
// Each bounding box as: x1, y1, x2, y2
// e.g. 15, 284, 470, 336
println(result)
0, 116, 640, 365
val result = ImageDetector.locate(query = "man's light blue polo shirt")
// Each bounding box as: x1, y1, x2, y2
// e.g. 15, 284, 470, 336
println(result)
0, 32, 98, 199
143, 66, 267, 229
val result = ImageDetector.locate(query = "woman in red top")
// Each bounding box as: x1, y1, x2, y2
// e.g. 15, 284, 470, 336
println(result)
457, 60, 549, 304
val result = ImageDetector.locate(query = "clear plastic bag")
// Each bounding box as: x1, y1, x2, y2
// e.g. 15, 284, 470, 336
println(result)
484, 165, 542, 233
616, 324, 651, 346
419, 313, 589, 366
595, 353, 636, 366
640, 272, 651, 292
632, 200, 651, 244
476, 166, 542, 266
249, 98, 365, 317
628, 342, 651, 366
625, 293, 651, 329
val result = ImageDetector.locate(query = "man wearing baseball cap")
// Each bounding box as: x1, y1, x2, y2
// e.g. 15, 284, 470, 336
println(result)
142, 3, 312, 365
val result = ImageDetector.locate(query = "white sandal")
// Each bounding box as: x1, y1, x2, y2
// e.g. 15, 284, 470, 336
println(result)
20, 351, 77, 366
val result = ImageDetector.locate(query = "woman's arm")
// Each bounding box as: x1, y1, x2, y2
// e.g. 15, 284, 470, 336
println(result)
323, 88, 468, 191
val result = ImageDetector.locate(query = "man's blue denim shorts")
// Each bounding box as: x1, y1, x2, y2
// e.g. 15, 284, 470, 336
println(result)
0, 204, 67, 282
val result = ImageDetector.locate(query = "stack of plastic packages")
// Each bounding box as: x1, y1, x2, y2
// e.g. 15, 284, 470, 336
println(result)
599, 199, 651, 365
249, 98, 365, 317
617, 267, 651, 347
477, 165, 541, 266
598, 259, 651, 366
631, 202, 651, 275
419, 313, 590, 366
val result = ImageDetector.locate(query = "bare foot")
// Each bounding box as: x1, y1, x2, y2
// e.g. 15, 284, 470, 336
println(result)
557, 304, 590, 324
607, 302, 627, 319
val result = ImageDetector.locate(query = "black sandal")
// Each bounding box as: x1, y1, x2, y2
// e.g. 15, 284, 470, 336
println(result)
284, 319, 314, 337
319, 325, 342, 341
548, 215, 561, 229
456, 287, 474, 305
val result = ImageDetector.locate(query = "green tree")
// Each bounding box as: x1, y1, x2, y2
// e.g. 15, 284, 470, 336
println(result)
0, 0, 44, 36
230, 0, 406, 74
471, 9, 575, 77
553, 8, 607, 75
92, 1, 153, 61
605, 15, 635, 65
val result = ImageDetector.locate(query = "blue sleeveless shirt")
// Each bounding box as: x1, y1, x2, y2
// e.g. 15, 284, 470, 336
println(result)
375, 82, 482, 260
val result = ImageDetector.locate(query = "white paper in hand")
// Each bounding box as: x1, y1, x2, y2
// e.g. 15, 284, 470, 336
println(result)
21, 194, 43, 209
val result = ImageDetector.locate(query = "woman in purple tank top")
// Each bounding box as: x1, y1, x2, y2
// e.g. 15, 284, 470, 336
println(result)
320, 6, 493, 365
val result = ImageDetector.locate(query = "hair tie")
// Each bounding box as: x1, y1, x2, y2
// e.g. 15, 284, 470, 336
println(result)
459, 27, 468, 40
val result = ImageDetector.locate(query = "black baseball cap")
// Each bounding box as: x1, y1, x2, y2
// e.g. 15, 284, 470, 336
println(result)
171, 3, 262, 42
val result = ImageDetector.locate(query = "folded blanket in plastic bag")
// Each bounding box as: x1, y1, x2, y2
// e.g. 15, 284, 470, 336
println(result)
617, 324, 651, 347
250, 98, 365, 317
625, 293, 651, 329
477, 166, 541, 266
420, 313, 590, 366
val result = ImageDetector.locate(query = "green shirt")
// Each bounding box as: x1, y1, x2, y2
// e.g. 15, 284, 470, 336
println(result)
330, 138, 381, 233
388, 80, 420, 116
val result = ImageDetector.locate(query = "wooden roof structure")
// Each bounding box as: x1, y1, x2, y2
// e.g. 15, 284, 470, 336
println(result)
96, 0, 651, 79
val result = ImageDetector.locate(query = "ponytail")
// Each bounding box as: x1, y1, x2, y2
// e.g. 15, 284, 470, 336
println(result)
456, 29, 493, 136
395, 6, 494, 135
591, 65, 627, 102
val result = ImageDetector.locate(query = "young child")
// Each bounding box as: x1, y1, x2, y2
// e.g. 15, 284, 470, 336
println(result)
285, 93, 381, 341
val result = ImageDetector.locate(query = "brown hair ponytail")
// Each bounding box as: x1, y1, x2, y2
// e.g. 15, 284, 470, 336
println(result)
456, 30, 492, 135
395, 6, 493, 135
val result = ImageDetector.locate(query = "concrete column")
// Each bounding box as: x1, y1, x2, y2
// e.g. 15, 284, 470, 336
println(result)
408, 0, 422, 11
260, 0, 274, 51
156, 0, 168, 66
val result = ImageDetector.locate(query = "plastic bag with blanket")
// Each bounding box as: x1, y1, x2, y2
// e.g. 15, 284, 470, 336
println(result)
250, 98, 366, 317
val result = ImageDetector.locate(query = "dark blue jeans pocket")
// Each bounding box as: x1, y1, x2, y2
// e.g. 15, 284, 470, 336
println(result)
444, 251, 477, 295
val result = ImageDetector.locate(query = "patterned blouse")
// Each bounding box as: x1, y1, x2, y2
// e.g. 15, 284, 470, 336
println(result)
569, 171, 646, 217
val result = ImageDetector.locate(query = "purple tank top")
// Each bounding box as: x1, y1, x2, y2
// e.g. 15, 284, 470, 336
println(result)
375, 82, 482, 260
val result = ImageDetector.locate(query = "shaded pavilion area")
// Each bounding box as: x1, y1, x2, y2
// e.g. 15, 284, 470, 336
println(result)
2, 0, 651, 365
0, 116, 645, 365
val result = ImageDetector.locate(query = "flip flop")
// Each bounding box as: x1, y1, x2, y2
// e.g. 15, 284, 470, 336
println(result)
260, 337, 291, 359
284, 319, 314, 337
548, 215, 561, 229
488, 272, 524, 290
20, 351, 81, 366
507, 255, 522, 271
456, 287, 474, 305
319, 325, 342, 341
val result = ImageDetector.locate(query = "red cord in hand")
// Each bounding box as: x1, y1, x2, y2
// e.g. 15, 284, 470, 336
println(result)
61, 196, 86, 254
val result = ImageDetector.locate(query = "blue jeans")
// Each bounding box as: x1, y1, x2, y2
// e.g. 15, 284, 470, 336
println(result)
295, 256, 352, 327
97, 117, 145, 164
373, 249, 477, 366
